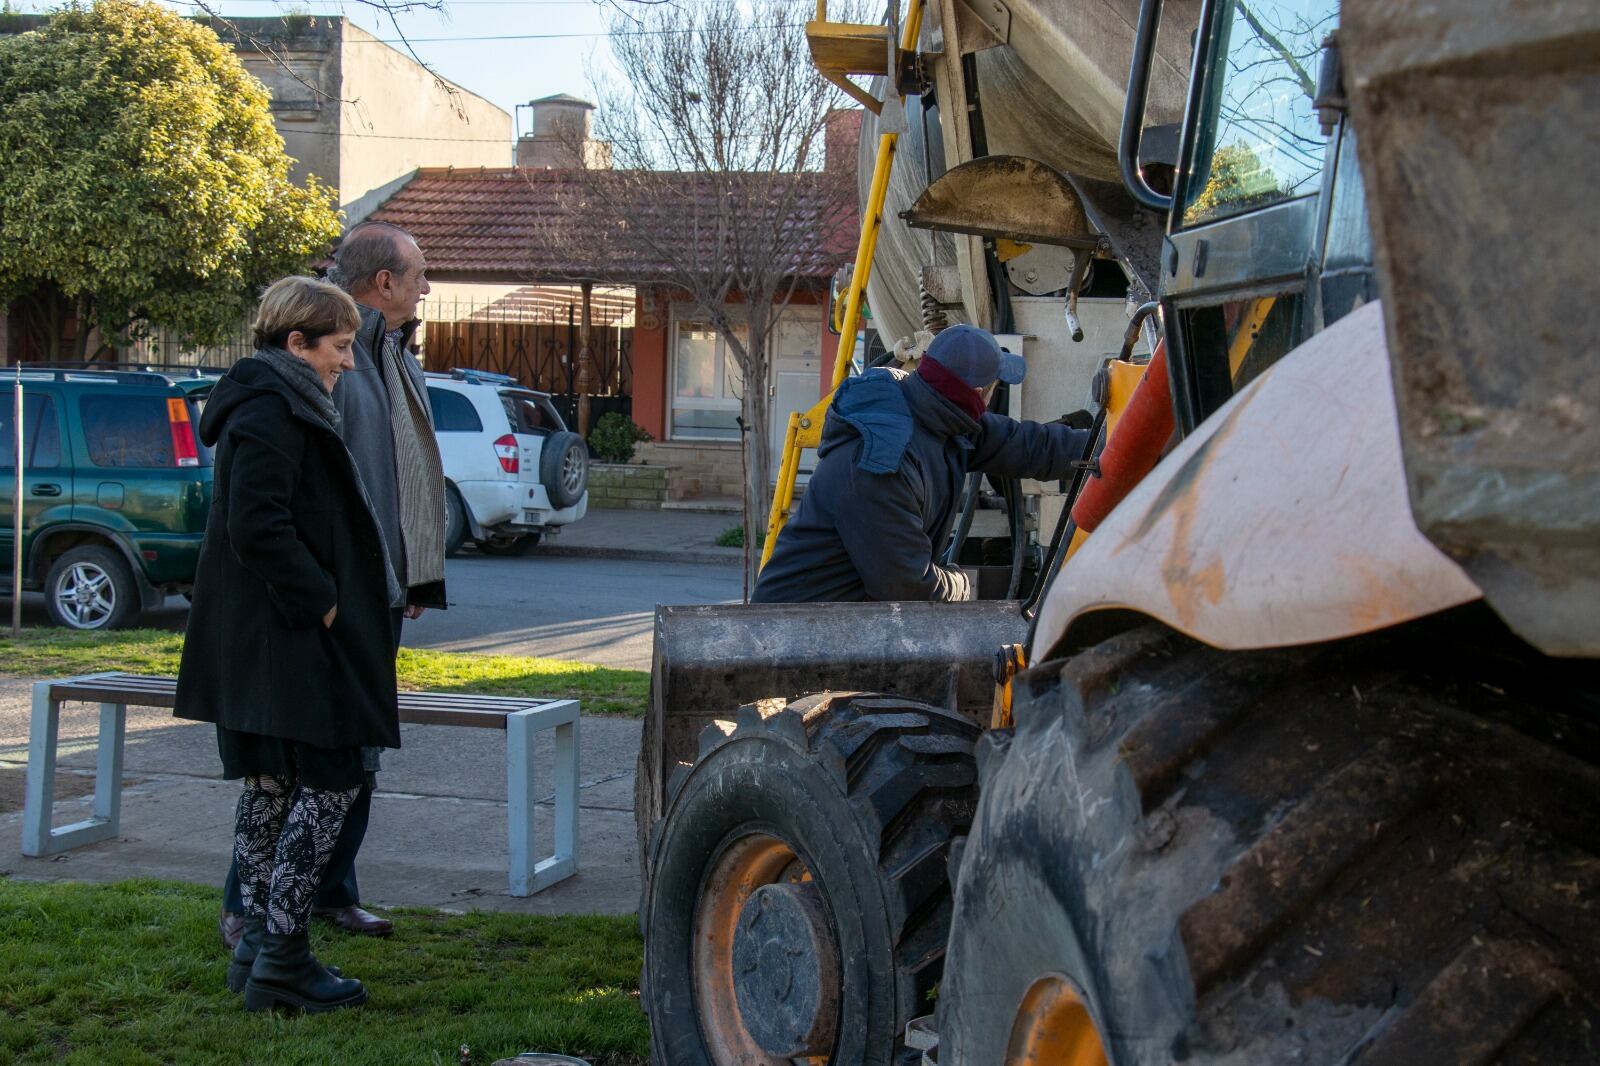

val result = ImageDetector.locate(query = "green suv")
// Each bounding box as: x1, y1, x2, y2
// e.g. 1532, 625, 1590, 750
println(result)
1, 367, 217, 629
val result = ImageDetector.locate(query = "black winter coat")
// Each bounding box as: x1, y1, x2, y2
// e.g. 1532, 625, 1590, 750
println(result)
174, 359, 401, 750
753, 369, 1090, 603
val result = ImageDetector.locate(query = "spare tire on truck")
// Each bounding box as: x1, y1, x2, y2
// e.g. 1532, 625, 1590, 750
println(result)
641, 692, 979, 1064
936, 610, 1600, 1065
540, 430, 588, 508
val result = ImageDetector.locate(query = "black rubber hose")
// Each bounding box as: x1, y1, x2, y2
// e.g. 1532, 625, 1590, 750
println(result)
1023, 417, 1108, 630
942, 473, 981, 568
1003, 474, 1025, 600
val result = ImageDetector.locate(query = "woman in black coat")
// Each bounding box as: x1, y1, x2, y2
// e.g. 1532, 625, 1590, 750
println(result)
175, 276, 400, 1013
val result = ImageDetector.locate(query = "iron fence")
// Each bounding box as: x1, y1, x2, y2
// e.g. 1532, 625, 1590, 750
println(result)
421, 289, 635, 418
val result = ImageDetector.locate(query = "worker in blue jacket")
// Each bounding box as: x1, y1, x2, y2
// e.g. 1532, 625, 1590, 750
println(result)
754, 324, 1090, 603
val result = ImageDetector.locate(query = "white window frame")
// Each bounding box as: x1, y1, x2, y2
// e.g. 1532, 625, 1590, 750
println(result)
667, 306, 746, 442
666, 304, 824, 442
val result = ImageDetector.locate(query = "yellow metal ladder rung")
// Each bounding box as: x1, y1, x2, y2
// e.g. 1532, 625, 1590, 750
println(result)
805, 21, 894, 77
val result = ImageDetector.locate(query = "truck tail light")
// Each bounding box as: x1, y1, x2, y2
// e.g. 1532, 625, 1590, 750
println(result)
167, 398, 200, 468
493, 434, 519, 474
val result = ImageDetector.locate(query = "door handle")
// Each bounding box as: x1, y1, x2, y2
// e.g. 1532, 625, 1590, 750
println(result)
30, 484, 62, 497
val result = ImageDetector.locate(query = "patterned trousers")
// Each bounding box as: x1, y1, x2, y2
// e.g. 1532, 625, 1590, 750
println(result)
233, 775, 360, 935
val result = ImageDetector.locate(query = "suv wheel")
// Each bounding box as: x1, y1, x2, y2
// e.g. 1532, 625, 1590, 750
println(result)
45, 545, 139, 630
444, 487, 468, 558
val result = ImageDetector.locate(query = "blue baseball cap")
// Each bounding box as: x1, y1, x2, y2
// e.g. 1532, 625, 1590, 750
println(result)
924, 324, 1026, 387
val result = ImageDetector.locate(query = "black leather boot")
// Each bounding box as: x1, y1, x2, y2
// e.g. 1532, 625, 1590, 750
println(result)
226, 916, 263, 993
228, 917, 341, 994
242, 930, 366, 1013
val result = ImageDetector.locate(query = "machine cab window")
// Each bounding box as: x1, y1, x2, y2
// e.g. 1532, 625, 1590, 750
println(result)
1180, 0, 1340, 229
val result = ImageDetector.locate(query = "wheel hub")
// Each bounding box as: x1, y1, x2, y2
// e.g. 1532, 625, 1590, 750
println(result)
732, 882, 839, 1057
59, 564, 113, 627
1005, 975, 1108, 1066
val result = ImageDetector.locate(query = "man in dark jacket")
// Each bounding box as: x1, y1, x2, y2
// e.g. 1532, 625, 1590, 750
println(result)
753, 324, 1090, 603
219, 221, 448, 946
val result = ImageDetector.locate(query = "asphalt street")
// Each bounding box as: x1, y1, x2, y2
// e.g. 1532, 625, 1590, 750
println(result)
4, 546, 743, 672
400, 549, 743, 669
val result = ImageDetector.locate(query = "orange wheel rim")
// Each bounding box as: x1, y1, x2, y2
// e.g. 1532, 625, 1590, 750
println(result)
1005, 974, 1110, 1066
692, 833, 832, 1065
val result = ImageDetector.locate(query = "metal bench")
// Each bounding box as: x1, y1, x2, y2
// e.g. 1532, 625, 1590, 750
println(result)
21, 672, 579, 896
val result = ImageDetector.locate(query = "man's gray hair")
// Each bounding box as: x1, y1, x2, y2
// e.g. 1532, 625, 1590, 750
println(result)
328, 221, 415, 295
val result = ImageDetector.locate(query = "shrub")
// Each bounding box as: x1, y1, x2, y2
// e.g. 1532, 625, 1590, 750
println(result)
587, 412, 653, 464
715, 525, 766, 549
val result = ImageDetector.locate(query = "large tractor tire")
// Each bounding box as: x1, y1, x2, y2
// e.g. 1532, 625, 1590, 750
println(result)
937, 611, 1600, 1065
641, 692, 980, 1064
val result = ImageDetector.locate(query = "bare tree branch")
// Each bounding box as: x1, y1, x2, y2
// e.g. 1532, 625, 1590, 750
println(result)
182, 0, 462, 118
1234, 1, 1318, 99
531, 0, 859, 590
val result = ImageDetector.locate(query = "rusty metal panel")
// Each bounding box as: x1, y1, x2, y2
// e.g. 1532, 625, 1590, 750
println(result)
1341, 0, 1600, 657
1033, 301, 1483, 659
901, 155, 1100, 248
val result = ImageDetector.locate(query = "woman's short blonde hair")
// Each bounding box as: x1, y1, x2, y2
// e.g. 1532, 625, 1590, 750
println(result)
252, 275, 362, 351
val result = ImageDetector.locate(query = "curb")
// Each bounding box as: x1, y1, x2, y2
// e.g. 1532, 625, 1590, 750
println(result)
537, 544, 741, 566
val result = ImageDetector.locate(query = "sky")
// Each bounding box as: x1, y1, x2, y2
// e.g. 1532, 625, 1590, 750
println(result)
11, 0, 639, 128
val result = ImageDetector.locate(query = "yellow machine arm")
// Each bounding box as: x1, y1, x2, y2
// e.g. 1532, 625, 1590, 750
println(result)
760, 0, 927, 570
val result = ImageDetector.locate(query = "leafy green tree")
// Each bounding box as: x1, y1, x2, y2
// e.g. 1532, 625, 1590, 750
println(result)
1189, 140, 1278, 222
0, 0, 340, 359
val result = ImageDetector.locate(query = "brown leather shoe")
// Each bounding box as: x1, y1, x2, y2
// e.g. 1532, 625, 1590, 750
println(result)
219, 910, 245, 952
313, 904, 393, 937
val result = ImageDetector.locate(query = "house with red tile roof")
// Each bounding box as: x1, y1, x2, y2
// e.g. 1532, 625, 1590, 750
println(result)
366, 103, 863, 501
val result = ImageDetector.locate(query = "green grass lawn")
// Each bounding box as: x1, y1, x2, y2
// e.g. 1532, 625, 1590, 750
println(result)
0, 629, 649, 717
0, 878, 648, 1065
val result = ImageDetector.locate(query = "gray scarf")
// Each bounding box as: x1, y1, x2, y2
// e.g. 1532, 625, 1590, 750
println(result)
253, 346, 341, 433
378, 332, 447, 588
252, 346, 403, 608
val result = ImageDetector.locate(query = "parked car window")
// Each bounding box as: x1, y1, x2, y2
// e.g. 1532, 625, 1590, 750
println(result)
0, 393, 62, 469
535, 396, 567, 433
79, 395, 174, 468
500, 392, 553, 435
429, 387, 484, 432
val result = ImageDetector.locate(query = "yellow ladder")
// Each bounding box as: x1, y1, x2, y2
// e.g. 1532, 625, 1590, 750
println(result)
761, 0, 926, 569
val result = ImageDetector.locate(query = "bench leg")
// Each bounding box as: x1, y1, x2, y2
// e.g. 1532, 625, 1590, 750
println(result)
506, 710, 537, 896
93, 702, 126, 827
504, 702, 580, 897
22, 687, 122, 857
21, 682, 60, 857
549, 718, 579, 879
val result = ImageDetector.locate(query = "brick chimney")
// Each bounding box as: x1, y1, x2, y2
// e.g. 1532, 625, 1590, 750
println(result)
516, 94, 613, 170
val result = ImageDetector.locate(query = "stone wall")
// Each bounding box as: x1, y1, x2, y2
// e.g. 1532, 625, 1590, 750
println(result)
588, 463, 668, 509
634, 441, 744, 500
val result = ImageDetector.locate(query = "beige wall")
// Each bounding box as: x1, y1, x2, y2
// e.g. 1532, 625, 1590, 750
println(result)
337, 23, 511, 223
226, 18, 510, 226
234, 30, 343, 198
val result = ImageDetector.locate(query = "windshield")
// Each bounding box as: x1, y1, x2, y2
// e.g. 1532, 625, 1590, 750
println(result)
1181, 0, 1339, 228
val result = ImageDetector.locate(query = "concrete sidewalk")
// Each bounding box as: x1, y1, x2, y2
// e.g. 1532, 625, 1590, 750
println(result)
540, 507, 742, 565
0, 679, 642, 916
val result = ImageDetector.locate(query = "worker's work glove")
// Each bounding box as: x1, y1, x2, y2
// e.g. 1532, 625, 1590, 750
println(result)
944, 565, 975, 602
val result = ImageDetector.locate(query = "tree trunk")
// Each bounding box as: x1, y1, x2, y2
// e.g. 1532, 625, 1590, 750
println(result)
577, 281, 594, 436
72, 297, 91, 362
41, 290, 64, 364
740, 309, 774, 596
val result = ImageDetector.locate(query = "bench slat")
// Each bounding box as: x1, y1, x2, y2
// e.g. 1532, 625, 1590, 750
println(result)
44, 675, 556, 731
401, 707, 514, 729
